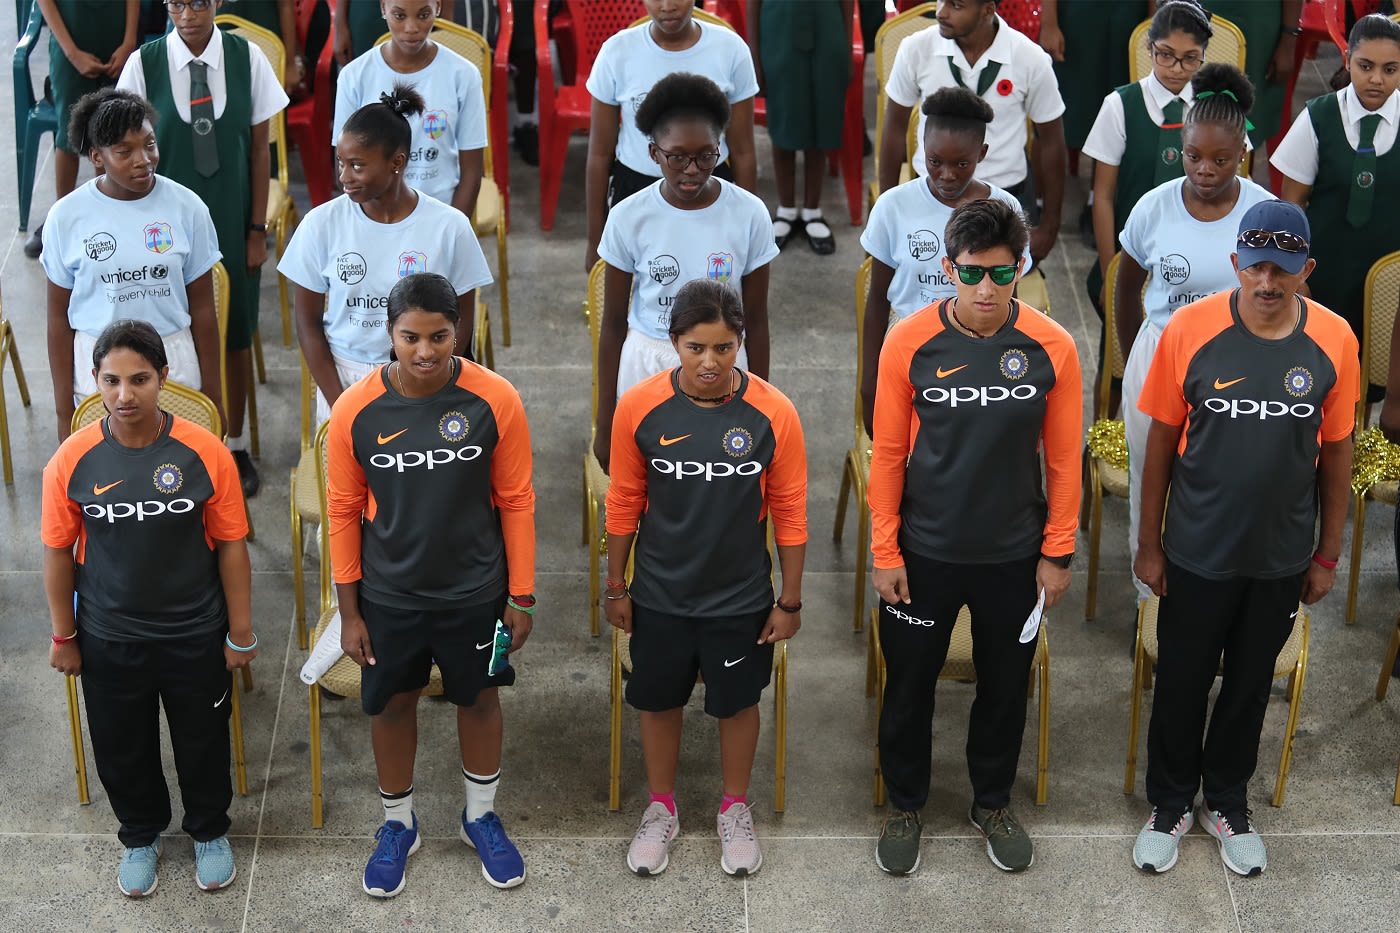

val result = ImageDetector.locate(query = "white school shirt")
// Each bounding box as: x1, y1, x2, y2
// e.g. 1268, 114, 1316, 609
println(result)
116, 28, 288, 125
1270, 85, 1400, 185
1118, 176, 1274, 331
884, 15, 1063, 188
1082, 73, 1198, 166
586, 22, 759, 176
597, 178, 778, 339
860, 178, 1031, 319
42, 176, 221, 337
332, 44, 489, 206
277, 193, 492, 364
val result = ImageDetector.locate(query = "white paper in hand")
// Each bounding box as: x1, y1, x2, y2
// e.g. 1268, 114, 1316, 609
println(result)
299, 609, 345, 684
1019, 588, 1046, 644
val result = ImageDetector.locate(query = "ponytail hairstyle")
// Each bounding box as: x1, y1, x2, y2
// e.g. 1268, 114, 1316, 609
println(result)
341, 81, 427, 157
635, 72, 731, 141
1147, 0, 1213, 48
1184, 62, 1254, 144
92, 319, 168, 374
68, 87, 157, 156
668, 279, 745, 341
921, 86, 994, 141
1349, 13, 1400, 54
387, 272, 460, 329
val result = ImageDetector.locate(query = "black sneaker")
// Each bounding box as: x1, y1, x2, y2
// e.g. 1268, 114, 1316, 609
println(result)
231, 450, 261, 498
23, 223, 43, 259
514, 123, 538, 166
969, 804, 1034, 872
875, 809, 922, 875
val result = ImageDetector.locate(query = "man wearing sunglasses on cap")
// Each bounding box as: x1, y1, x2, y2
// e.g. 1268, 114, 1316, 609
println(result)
867, 198, 1081, 877
1131, 199, 1358, 879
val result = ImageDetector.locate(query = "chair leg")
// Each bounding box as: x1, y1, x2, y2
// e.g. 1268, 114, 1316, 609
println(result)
230, 671, 248, 796
1036, 645, 1050, 806
0, 320, 29, 486
277, 222, 293, 347
309, 682, 324, 827
291, 485, 307, 651
1377, 612, 1400, 701
252, 328, 267, 385
0, 368, 11, 486
241, 665, 253, 692
773, 642, 787, 813
1393, 753, 1400, 806
864, 610, 877, 698
609, 628, 624, 811
1347, 493, 1366, 624
872, 609, 886, 807
1272, 622, 1309, 807
587, 482, 601, 638
854, 490, 869, 633
66, 674, 90, 805
1085, 472, 1104, 620
8, 323, 31, 407
245, 499, 257, 543
497, 223, 511, 346
1123, 609, 1147, 795
246, 351, 261, 459
833, 456, 852, 542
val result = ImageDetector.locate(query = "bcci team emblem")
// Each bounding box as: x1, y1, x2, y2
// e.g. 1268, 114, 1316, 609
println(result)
722, 426, 753, 459
143, 221, 173, 254
439, 411, 469, 443
1161, 146, 1180, 166
1284, 366, 1313, 398
706, 251, 734, 283
398, 251, 428, 277
999, 349, 1029, 381
422, 109, 448, 140
1357, 171, 1375, 189
153, 463, 183, 494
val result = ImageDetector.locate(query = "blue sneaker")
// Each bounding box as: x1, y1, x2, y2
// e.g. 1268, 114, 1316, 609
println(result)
460, 809, 525, 889
362, 815, 420, 898
194, 835, 237, 890
1200, 807, 1267, 877
117, 838, 161, 898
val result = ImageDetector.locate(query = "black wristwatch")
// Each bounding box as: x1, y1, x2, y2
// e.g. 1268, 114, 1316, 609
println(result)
249, 223, 267, 233
1041, 552, 1074, 569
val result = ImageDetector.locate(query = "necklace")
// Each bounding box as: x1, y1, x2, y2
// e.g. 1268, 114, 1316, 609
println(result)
680, 370, 738, 405
392, 358, 453, 398
109, 410, 165, 448
392, 360, 406, 396
949, 298, 1009, 340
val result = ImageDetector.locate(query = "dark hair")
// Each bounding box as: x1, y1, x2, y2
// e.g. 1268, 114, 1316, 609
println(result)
93, 319, 168, 373
1184, 63, 1253, 143
68, 87, 157, 156
944, 198, 1028, 263
1147, 0, 1212, 48
387, 272, 460, 328
635, 72, 730, 140
341, 81, 426, 157
668, 279, 744, 340
1349, 13, 1400, 54
921, 87, 994, 139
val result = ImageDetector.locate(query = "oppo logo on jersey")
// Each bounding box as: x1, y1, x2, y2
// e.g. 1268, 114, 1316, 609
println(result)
83, 498, 196, 523
921, 384, 1038, 408
1201, 398, 1315, 420
369, 446, 484, 472
651, 459, 764, 482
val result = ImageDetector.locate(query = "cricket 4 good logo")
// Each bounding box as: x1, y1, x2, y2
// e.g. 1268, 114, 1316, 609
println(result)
337, 252, 367, 285
651, 458, 764, 482
369, 445, 484, 472
907, 229, 940, 261
648, 254, 680, 286
84, 498, 196, 523
1159, 254, 1190, 285
921, 383, 1038, 407
84, 232, 117, 261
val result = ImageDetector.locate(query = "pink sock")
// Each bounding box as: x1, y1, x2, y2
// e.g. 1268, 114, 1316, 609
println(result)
650, 791, 676, 815
721, 793, 746, 813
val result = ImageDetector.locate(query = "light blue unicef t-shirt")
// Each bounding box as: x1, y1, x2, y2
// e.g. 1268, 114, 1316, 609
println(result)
860, 178, 1032, 320
1119, 176, 1275, 330
597, 178, 778, 339
277, 192, 493, 364
41, 176, 221, 337
586, 22, 759, 176
332, 45, 489, 207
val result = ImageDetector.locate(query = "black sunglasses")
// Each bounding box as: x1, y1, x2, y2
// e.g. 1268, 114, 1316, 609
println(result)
1237, 229, 1309, 253
951, 261, 1019, 286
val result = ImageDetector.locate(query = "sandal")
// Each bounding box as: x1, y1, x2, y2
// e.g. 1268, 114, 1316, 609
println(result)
773, 215, 802, 249
804, 215, 836, 255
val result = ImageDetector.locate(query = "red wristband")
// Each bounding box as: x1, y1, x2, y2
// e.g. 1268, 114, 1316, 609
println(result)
605, 578, 627, 590
1311, 552, 1338, 570
51, 631, 77, 645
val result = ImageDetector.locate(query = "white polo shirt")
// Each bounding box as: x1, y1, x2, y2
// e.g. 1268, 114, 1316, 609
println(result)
1270, 85, 1400, 185
116, 28, 287, 125
884, 15, 1063, 188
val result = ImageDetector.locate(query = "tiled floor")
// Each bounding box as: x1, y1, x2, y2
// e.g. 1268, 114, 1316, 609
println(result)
2, 18, 1398, 933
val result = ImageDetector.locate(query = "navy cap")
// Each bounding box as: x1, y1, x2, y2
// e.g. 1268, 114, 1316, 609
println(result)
1235, 200, 1311, 275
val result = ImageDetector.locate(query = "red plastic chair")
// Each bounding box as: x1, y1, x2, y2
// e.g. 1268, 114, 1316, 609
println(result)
286, 0, 336, 205
535, 0, 645, 230
998, 0, 1041, 41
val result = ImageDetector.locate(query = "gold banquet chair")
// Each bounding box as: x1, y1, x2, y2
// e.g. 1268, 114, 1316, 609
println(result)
212, 263, 261, 529
289, 367, 331, 649
1376, 613, 1400, 804
1123, 596, 1309, 807
868, 3, 938, 210
582, 260, 610, 636
1084, 253, 1133, 620
0, 297, 32, 485
1129, 13, 1245, 82
67, 383, 250, 802
833, 258, 874, 637
1345, 251, 1400, 624
869, 605, 1050, 807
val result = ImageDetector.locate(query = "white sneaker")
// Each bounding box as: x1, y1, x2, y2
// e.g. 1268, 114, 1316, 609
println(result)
627, 801, 679, 876
717, 802, 762, 876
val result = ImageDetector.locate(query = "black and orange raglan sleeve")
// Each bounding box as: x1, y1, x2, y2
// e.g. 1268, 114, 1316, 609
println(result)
1025, 313, 1082, 558
1138, 311, 1193, 429
868, 316, 925, 569
1307, 303, 1360, 443
605, 376, 672, 537
326, 379, 377, 586
41, 426, 103, 550
476, 365, 537, 596
174, 419, 249, 543
750, 380, 808, 547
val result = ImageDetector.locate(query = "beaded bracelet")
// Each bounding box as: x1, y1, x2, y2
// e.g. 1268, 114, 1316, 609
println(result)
225, 633, 258, 653
506, 596, 536, 616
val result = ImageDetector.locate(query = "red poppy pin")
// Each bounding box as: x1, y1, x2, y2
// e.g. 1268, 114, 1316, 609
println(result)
997, 79, 1014, 96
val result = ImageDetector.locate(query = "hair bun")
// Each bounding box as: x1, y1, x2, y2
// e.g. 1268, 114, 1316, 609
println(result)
378, 90, 406, 114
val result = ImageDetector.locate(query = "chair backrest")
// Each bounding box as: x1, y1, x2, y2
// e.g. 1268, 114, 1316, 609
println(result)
631, 7, 732, 31
1362, 251, 1400, 418
211, 261, 230, 407
313, 417, 333, 534
561, 0, 647, 82
1129, 13, 1246, 83
72, 380, 223, 436
872, 3, 937, 183
1098, 253, 1127, 420
854, 257, 872, 443
215, 15, 290, 190
587, 259, 606, 436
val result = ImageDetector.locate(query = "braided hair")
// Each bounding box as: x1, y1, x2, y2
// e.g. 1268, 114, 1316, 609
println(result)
1148, 0, 1212, 48
1184, 63, 1253, 144
68, 88, 157, 156
341, 81, 426, 157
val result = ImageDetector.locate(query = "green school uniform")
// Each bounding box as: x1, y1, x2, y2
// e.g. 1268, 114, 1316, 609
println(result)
347, 0, 385, 61
1051, 0, 1142, 151
228, 0, 282, 36
758, 0, 850, 151
1204, 1, 1284, 144
48, 0, 129, 152
139, 32, 260, 352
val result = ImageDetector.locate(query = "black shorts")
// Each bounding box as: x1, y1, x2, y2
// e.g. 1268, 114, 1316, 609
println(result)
358, 595, 514, 716
625, 603, 773, 719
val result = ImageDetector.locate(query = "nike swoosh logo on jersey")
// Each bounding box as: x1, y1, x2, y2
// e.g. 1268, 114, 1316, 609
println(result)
377, 429, 408, 445
1213, 377, 1246, 390
476, 641, 493, 650
723, 657, 745, 668
92, 480, 123, 495
658, 434, 692, 447
213, 689, 229, 709
935, 365, 968, 379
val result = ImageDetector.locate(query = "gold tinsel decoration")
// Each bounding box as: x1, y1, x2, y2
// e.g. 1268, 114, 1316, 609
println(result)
1350, 426, 1400, 496
1086, 418, 1128, 472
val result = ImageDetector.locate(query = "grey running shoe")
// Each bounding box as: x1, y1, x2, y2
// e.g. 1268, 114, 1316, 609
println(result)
717, 802, 762, 876
1132, 806, 1194, 873
875, 809, 922, 875
1200, 807, 1266, 877
627, 801, 679, 877
970, 804, 1034, 872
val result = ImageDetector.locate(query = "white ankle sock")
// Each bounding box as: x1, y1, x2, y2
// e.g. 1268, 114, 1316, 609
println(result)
380, 786, 413, 827
464, 768, 500, 821
226, 434, 248, 452
800, 207, 823, 222
775, 205, 798, 221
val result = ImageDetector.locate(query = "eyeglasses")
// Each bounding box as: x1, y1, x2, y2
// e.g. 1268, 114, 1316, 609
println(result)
652, 145, 721, 172
164, 0, 212, 12
950, 261, 1019, 287
1237, 229, 1309, 253
1151, 45, 1204, 71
